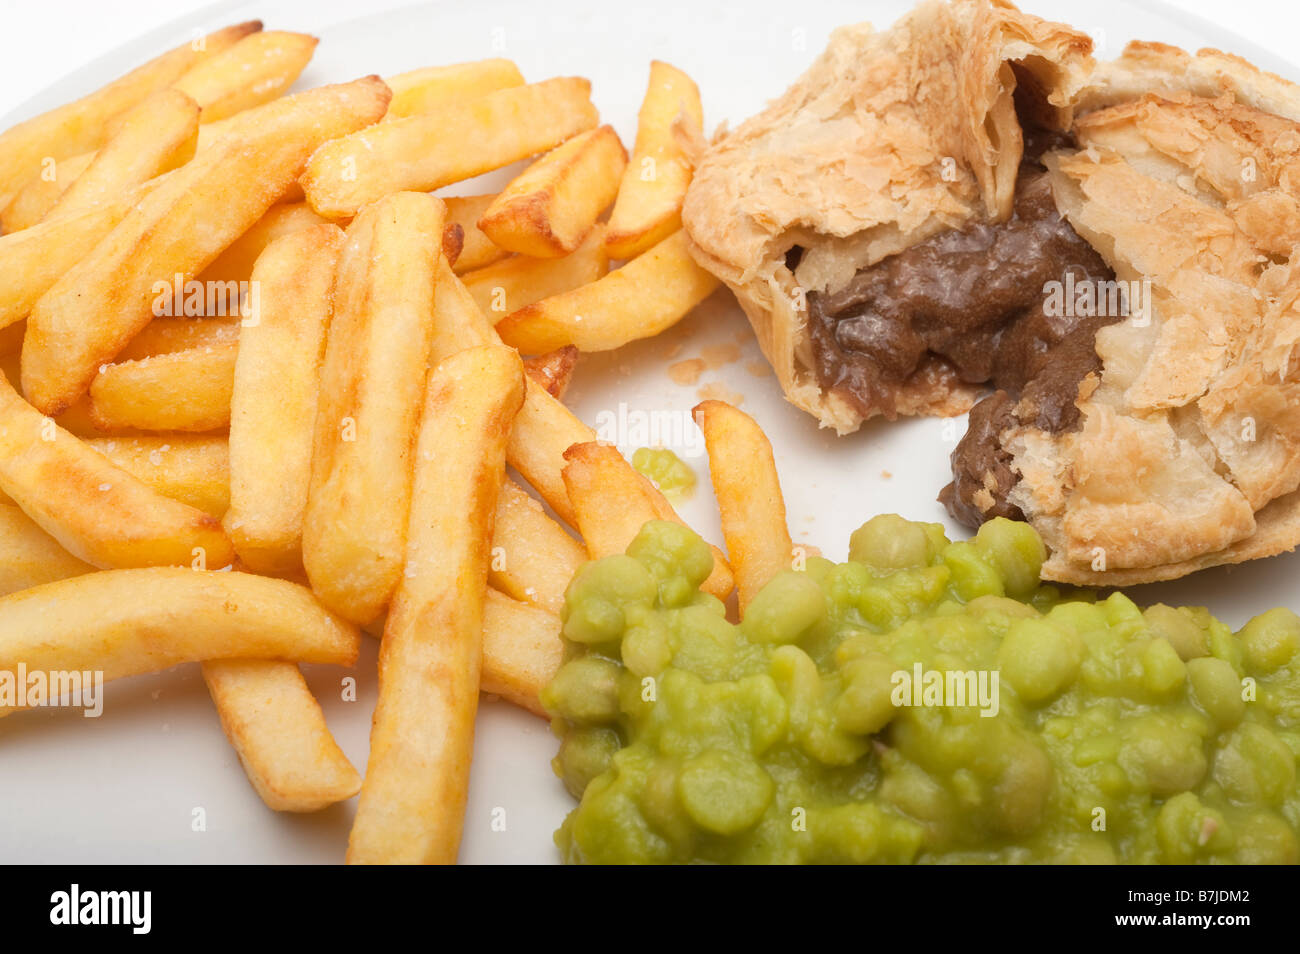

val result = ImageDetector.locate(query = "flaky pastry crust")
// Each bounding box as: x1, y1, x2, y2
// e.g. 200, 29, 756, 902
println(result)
683, 0, 1300, 582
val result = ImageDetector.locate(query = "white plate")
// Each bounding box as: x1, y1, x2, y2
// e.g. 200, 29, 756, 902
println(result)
2, 0, 1297, 865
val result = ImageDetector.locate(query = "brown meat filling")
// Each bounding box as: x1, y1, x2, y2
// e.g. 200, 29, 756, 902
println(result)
804, 148, 1119, 528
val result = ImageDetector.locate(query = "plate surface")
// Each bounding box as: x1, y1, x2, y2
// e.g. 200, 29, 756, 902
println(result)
1, 0, 1297, 865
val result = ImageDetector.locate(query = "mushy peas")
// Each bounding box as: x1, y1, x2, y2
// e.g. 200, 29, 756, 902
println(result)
543, 516, 1300, 864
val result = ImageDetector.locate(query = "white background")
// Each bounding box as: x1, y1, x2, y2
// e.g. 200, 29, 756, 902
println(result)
0, 0, 1297, 117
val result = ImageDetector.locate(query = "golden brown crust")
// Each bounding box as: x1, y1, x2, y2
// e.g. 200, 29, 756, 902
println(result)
1014, 89, 1300, 582
684, 0, 1300, 582
682, 0, 1094, 434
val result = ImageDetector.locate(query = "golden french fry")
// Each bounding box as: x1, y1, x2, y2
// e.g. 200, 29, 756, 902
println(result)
356, 583, 561, 720
197, 202, 331, 286
304, 192, 445, 625
22, 76, 391, 416
89, 340, 237, 433
0, 503, 93, 597
202, 659, 361, 812
0, 374, 232, 569
523, 345, 578, 399
384, 59, 524, 120
0, 568, 358, 717
428, 257, 596, 529
462, 224, 608, 323
562, 441, 734, 601
119, 316, 240, 360
45, 89, 199, 222
496, 229, 718, 353
0, 178, 166, 331
303, 78, 598, 218
348, 344, 524, 865
86, 435, 229, 516
0, 151, 95, 232
444, 194, 508, 273
227, 225, 343, 575
491, 478, 586, 615
479, 125, 626, 258
692, 400, 793, 612
605, 61, 703, 260
173, 31, 319, 122
509, 383, 596, 527
482, 589, 562, 717
0, 21, 258, 211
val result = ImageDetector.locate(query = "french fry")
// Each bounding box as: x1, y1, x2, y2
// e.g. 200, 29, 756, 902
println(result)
444, 193, 509, 272
45, 89, 199, 222
197, 202, 331, 286
692, 400, 793, 612
479, 125, 626, 258
0, 503, 93, 597
509, 382, 597, 527
482, 589, 563, 717
89, 340, 237, 433
86, 435, 230, 516
348, 344, 524, 865
490, 478, 586, 615
428, 257, 590, 524
0, 21, 259, 210
201, 659, 361, 811
22, 76, 392, 416
173, 31, 319, 122
0, 374, 232, 569
562, 441, 734, 601
523, 345, 578, 399
384, 59, 524, 120
496, 229, 719, 353
0, 151, 95, 232
438, 254, 723, 605
303, 192, 445, 625
0, 568, 358, 717
604, 61, 703, 260
462, 225, 608, 323
119, 316, 240, 360
444, 194, 508, 273
302, 78, 599, 218
227, 225, 343, 575
0, 178, 166, 331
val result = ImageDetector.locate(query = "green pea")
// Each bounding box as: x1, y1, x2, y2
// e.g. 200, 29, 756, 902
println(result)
1237, 607, 1300, 674
1186, 657, 1246, 728
1213, 724, 1296, 806
848, 514, 940, 571
561, 555, 657, 644
998, 617, 1083, 704
1155, 792, 1227, 863
943, 541, 1004, 602
677, 749, 774, 835
542, 656, 623, 724
973, 518, 1046, 598
1144, 604, 1210, 660
1141, 638, 1187, 698
741, 570, 826, 644
554, 726, 622, 799
625, 519, 715, 604
834, 653, 898, 734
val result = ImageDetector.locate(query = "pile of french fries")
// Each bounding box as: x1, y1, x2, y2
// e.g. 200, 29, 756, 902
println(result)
0, 21, 752, 864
